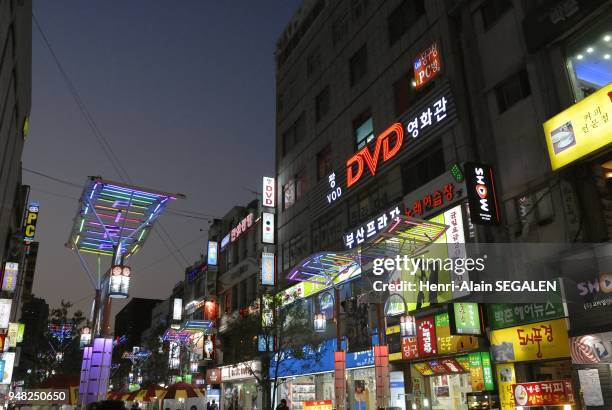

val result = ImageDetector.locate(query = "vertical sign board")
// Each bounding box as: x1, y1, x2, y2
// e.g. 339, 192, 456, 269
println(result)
464, 163, 500, 225
262, 212, 274, 244
2, 262, 18, 292
23, 202, 40, 243
497, 363, 516, 410
172, 298, 182, 321
0, 299, 12, 329
0, 352, 15, 384
207, 241, 218, 266
261, 252, 275, 286
263, 177, 275, 208
7, 323, 18, 348
414, 41, 442, 89
451, 303, 481, 335
416, 316, 437, 357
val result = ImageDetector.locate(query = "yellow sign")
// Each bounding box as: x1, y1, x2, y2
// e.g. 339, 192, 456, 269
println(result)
490, 318, 570, 362
435, 313, 478, 354
386, 325, 403, 361
413, 362, 434, 376
496, 363, 516, 410
543, 82, 612, 170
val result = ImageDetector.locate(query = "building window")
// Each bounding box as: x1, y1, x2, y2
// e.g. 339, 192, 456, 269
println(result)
231, 286, 238, 312
283, 179, 296, 209
392, 69, 436, 117
296, 168, 307, 201
515, 188, 554, 238
565, 18, 612, 101
351, 0, 369, 21
387, 0, 425, 46
495, 69, 531, 114
282, 233, 308, 272
480, 0, 512, 30
349, 44, 368, 86
282, 113, 306, 157
331, 12, 349, 46
307, 49, 322, 77
354, 112, 374, 149
401, 144, 445, 195
223, 291, 232, 314
315, 86, 330, 122
316, 145, 332, 181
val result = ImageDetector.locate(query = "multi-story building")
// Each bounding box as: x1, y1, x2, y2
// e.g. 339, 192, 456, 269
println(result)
114, 297, 162, 350
274, 0, 611, 409
15, 297, 49, 386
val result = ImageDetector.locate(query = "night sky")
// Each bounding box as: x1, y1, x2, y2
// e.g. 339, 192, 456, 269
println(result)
23, 1, 300, 321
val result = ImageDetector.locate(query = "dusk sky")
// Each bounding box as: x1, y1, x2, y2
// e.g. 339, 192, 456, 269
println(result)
23, 1, 301, 320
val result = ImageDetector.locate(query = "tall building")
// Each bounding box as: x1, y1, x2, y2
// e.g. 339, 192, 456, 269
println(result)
19, 241, 39, 305
15, 297, 49, 386
114, 297, 162, 350
274, 0, 611, 409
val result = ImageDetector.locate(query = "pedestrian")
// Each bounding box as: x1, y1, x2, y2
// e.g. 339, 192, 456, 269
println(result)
207, 401, 211, 410
210, 399, 218, 410
276, 398, 289, 410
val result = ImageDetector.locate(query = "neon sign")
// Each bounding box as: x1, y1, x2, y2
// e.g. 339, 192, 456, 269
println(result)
230, 213, 253, 242
346, 123, 404, 188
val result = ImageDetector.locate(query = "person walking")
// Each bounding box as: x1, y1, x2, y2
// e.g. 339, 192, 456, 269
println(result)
276, 399, 289, 410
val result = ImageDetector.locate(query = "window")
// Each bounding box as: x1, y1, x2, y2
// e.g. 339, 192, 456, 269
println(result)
307, 49, 321, 77
348, 182, 389, 227
349, 44, 368, 86
315, 86, 330, 122
239, 279, 247, 309
223, 291, 232, 314
495, 69, 531, 114
387, 0, 425, 46
401, 144, 445, 195
282, 113, 306, 156
283, 179, 296, 209
480, 0, 511, 30
282, 233, 309, 271
296, 168, 307, 201
354, 112, 374, 149
316, 145, 332, 181
231, 286, 238, 312
332, 12, 349, 46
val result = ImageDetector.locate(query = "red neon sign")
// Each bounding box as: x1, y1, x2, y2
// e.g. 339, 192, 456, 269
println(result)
346, 123, 404, 188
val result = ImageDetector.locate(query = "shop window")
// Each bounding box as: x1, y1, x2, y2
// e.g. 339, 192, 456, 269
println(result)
315, 85, 330, 122
387, 0, 425, 46
566, 17, 612, 101
316, 145, 332, 181
282, 113, 306, 157
401, 145, 445, 195
349, 44, 368, 86
354, 111, 374, 149
480, 0, 512, 30
495, 68, 531, 114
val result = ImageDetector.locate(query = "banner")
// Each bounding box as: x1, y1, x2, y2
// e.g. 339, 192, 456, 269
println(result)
416, 316, 437, 357
490, 318, 570, 362
488, 302, 565, 329
1, 262, 18, 292
512, 379, 575, 407
496, 363, 516, 410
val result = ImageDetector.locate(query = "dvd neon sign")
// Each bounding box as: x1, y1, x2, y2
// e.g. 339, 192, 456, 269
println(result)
346, 123, 404, 188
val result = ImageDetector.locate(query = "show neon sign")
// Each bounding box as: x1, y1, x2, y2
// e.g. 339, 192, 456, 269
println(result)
346, 123, 404, 188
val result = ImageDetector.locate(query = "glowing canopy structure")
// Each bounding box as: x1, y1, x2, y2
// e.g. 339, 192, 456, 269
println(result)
67, 177, 180, 260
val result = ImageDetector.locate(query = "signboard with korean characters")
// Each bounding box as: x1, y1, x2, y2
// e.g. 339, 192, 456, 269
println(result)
435, 312, 478, 355
343, 204, 403, 249
490, 318, 570, 363
309, 81, 458, 220
416, 316, 437, 357
414, 41, 441, 89
403, 170, 466, 219
450, 303, 481, 335
543, 82, 611, 171
23, 202, 40, 243
1, 262, 18, 292
488, 301, 565, 330
496, 363, 516, 410
512, 379, 575, 407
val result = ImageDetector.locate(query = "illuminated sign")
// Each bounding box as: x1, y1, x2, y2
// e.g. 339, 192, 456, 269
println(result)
173, 298, 182, 321
414, 41, 441, 89
465, 162, 500, 225
23, 202, 39, 243
489, 301, 565, 329
206, 368, 221, 384
1, 262, 18, 292
490, 318, 570, 363
0, 352, 15, 384
231, 213, 253, 242
17, 324, 25, 343
513, 380, 575, 407
570, 331, 612, 364
261, 252, 275, 286
262, 212, 274, 244
416, 316, 437, 357
108, 265, 130, 298
543, 82, 611, 170
325, 172, 343, 204
343, 204, 403, 249
263, 177, 275, 208
183, 319, 215, 330
7, 324, 18, 348
403, 170, 466, 218
220, 234, 230, 250
451, 303, 481, 335
220, 360, 261, 381
207, 241, 218, 266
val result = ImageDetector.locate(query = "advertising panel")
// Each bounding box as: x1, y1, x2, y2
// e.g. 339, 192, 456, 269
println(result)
570, 331, 612, 364
17, 324, 25, 343
343, 204, 403, 249
490, 318, 570, 363
172, 298, 182, 321
1, 262, 18, 292
403, 171, 466, 219
220, 360, 260, 381
488, 301, 565, 329
468, 353, 484, 391
261, 252, 275, 286
207, 241, 218, 266
414, 42, 441, 89
416, 316, 437, 357
451, 303, 481, 335
0, 352, 15, 384
23, 202, 39, 243
206, 368, 221, 384
7, 323, 18, 348
496, 363, 516, 410
543, 82, 611, 170
464, 163, 500, 225
434, 312, 478, 355
262, 212, 275, 244
512, 380, 575, 407
0, 299, 12, 329
263, 177, 275, 208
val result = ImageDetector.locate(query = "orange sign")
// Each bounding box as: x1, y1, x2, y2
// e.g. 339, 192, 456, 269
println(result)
346, 123, 404, 187
304, 400, 332, 410
414, 42, 441, 89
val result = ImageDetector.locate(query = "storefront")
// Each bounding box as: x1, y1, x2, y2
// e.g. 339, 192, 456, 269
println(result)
489, 317, 572, 410
220, 361, 261, 410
